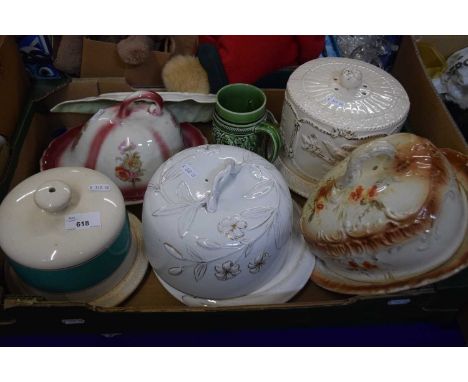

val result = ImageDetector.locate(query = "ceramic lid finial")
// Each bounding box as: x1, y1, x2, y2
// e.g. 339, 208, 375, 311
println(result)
339, 68, 363, 89
34, 180, 72, 213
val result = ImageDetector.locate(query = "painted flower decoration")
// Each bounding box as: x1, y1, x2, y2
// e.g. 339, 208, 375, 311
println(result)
115, 166, 132, 182
118, 138, 137, 154
115, 139, 144, 185
217, 215, 248, 240
248, 252, 269, 273
215, 261, 241, 281
126, 154, 142, 171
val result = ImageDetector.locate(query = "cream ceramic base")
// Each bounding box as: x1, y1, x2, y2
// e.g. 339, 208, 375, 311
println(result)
5, 213, 148, 307
155, 202, 316, 307
275, 155, 318, 198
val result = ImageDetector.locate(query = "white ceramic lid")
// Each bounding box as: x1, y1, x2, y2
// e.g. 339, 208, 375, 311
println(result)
287, 57, 410, 133
0, 167, 126, 270
143, 144, 293, 299
146, 145, 291, 259
301, 133, 461, 257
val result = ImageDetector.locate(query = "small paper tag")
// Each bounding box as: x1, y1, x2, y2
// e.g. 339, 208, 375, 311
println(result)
88, 184, 111, 192
65, 212, 101, 231
182, 163, 198, 178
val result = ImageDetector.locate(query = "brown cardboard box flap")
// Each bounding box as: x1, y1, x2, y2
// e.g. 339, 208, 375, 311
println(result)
392, 36, 467, 154
80, 38, 172, 87
416, 35, 468, 59
0, 36, 29, 139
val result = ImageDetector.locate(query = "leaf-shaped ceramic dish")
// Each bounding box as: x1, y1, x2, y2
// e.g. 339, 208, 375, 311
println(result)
51, 92, 216, 123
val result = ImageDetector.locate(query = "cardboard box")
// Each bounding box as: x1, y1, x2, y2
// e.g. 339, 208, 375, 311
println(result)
392, 36, 467, 153
1, 36, 468, 333
80, 36, 198, 88
0, 36, 29, 140
0, 36, 29, 198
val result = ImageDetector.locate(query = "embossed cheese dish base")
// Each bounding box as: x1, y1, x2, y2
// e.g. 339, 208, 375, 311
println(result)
4, 213, 148, 307
154, 202, 316, 307
311, 221, 468, 296
275, 154, 318, 198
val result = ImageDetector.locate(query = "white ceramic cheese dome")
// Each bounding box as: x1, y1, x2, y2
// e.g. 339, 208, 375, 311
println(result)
277, 57, 410, 197
301, 133, 468, 294
142, 144, 294, 300
41, 91, 207, 204
0, 167, 148, 305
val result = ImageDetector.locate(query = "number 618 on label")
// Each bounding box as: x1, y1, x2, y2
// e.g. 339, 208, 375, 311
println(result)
65, 212, 101, 231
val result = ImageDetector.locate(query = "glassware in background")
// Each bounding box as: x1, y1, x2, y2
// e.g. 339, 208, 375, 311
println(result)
326, 35, 401, 71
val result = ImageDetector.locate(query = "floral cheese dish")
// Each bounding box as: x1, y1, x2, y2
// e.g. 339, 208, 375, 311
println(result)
41, 91, 207, 204
142, 145, 300, 300
301, 133, 468, 293
277, 57, 410, 197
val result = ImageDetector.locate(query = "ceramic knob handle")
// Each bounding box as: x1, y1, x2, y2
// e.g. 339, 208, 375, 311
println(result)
206, 159, 242, 213
337, 140, 396, 189
34, 180, 72, 213
339, 68, 363, 89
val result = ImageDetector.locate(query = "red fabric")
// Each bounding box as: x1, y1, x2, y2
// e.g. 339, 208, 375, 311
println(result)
295, 36, 326, 63
199, 35, 325, 84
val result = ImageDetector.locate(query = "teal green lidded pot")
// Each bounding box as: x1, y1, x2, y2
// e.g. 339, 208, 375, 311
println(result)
0, 167, 131, 293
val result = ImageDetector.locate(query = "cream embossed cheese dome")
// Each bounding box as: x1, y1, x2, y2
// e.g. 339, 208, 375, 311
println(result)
277, 57, 410, 197
142, 145, 315, 305
301, 133, 468, 295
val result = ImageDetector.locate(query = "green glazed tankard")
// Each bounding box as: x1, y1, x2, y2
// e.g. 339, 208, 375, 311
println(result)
212, 83, 282, 162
